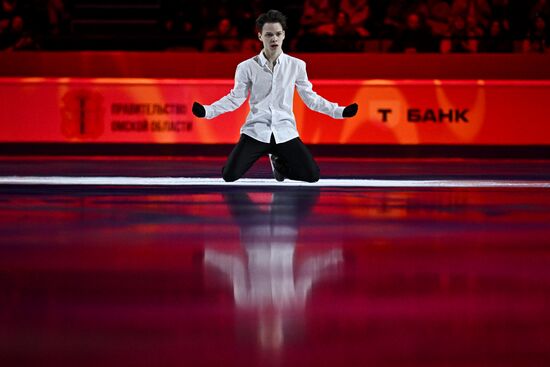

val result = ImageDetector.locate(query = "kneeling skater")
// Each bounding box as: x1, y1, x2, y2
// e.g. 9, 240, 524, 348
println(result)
193, 9, 358, 183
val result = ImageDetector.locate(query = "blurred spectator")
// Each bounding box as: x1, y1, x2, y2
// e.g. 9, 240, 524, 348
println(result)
441, 15, 479, 53
479, 18, 513, 52
0, 17, 10, 49
232, 0, 262, 52
390, 12, 435, 53
365, 1, 387, 37
426, 0, 452, 37
47, 0, 70, 35
1, 0, 21, 24
415, 1, 431, 21
300, 0, 336, 35
198, 0, 232, 31
240, 36, 261, 53
233, 0, 262, 38
508, 1, 532, 39
489, 0, 511, 42
161, 1, 199, 35
297, 0, 337, 51
523, 15, 548, 53
203, 17, 240, 52
0, 0, 37, 51
339, 0, 371, 37
491, 0, 511, 22
381, 0, 428, 38
451, 0, 491, 28
466, 13, 485, 38
327, 11, 361, 51
382, 0, 408, 38
530, 0, 550, 21
1, 0, 19, 18
440, 11, 485, 53
528, 0, 549, 50
161, 1, 201, 50
2, 15, 37, 50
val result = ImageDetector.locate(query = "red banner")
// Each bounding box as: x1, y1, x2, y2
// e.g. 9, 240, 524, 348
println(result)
0, 77, 549, 145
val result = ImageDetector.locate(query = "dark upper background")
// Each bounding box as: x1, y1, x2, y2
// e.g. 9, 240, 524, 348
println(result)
0, 0, 548, 53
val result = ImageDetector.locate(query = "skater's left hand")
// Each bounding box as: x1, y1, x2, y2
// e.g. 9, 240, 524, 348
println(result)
343, 103, 358, 118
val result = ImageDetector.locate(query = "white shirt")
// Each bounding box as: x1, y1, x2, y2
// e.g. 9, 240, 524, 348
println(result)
204, 51, 345, 144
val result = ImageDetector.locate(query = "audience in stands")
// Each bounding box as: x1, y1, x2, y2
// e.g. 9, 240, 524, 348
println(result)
160, 1, 201, 50
390, 12, 435, 53
426, 1, 452, 38
0, 0, 37, 50
3, 15, 37, 50
0, 0, 73, 50
530, 0, 550, 21
1, 0, 549, 53
1, 0, 19, 18
300, 0, 336, 35
47, 0, 70, 36
492, 0, 511, 22
451, 0, 492, 29
327, 11, 362, 52
294, 0, 336, 51
441, 15, 478, 53
524, 14, 548, 52
339, 0, 371, 37
203, 17, 240, 52
527, 0, 550, 52
479, 18, 514, 52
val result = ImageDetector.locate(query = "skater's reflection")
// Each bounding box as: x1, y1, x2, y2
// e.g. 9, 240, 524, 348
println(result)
204, 189, 342, 350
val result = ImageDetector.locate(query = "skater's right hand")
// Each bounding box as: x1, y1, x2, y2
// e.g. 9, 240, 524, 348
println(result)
192, 102, 206, 118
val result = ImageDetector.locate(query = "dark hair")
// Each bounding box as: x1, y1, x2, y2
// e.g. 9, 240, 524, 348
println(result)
256, 9, 287, 32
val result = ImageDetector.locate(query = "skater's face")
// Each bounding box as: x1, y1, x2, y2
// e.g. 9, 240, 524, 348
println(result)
258, 22, 285, 54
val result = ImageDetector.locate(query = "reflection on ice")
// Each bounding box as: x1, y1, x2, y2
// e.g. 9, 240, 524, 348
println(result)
205, 190, 342, 350
205, 242, 342, 309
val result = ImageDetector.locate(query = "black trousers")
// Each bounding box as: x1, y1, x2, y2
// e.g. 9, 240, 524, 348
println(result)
222, 134, 320, 183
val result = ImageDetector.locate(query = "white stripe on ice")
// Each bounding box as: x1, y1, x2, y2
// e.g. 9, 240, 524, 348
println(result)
0, 176, 549, 188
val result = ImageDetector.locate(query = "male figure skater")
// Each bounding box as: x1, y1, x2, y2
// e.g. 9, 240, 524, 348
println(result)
192, 9, 358, 183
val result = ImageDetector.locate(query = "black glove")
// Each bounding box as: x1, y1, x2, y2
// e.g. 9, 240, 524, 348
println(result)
192, 102, 206, 118
343, 103, 358, 118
